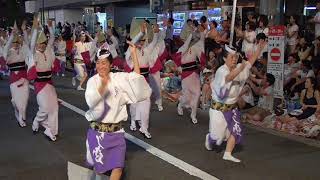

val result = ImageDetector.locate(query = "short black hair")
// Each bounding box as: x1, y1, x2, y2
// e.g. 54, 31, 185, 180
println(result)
288, 53, 300, 63
200, 16, 207, 24
262, 52, 268, 60
302, 60, 312, 69
145, 19, 150, 24
193, 20, 199, 27
266, 73, 275, 86
211, 21, 218, 28
187, 19, 192, 23
256, 33, 267, 41
259, 15, 269, 27
168, 18, 174, 25
247, 22, 256, 31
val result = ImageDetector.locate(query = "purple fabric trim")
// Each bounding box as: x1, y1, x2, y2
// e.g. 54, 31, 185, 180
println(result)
86, 129, 126, 173
60, 61, 66, 74
223, 109, 242, 144
217, 88, 230, 100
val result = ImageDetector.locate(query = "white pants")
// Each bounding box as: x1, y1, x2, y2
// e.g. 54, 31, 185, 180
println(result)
179, 73, 201, 117
130, 98, 151, 132
208, 108, 230, 145
10, 78, 29, 123
74, 63, 86, 80
149, 71, 162, 106
34, 84, 59, 136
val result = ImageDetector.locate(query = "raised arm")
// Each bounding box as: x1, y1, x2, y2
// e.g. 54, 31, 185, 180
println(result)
127, 41, 140, 74
21, 21, 30, 47
248, 40, 267, 66
146, 25, 160, 51
47, 20, 55, 47
30, 28, 38, 55
3, 31, 14, 59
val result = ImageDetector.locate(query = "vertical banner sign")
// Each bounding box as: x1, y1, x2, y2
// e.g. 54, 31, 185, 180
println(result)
267, 26, 285, 98
150, 0, 164, 14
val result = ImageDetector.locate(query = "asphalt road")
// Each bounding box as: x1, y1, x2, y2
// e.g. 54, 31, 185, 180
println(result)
1, 73, 320, 180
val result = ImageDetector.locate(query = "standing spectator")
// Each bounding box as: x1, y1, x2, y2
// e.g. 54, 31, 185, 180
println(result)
165, 18, 174, 53
309, 2, 320, 39
256, 15, 269, 36
241, 22, 256, 59
286, 15, 299, 54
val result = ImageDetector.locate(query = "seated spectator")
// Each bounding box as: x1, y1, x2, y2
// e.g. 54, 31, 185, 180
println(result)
244, 73, 275, 122
162, 60, 182, 94
284, 53, 300, 87
297, 36, 312, 61
279, 77, 320, 126
290, 60, 315, 99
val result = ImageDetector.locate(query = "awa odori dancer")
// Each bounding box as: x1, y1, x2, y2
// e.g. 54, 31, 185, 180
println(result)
148, 21, 169, 112
173, 25, 206, 124
54, 33, 66, 77
205, 42, 266, 162
28, 18, 61, 141
85, 41, 151, 180
72, 30, 97, 90
2, 21, 30, 127
125, 21, 159, 139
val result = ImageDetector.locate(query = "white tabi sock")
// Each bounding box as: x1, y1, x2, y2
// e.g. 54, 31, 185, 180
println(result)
223, 152, 241, 163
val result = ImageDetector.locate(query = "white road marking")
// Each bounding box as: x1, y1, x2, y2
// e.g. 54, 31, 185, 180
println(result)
29, 85, 219, 180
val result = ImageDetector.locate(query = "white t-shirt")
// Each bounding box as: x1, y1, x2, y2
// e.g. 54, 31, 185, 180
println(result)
314, 12, 320, 38
287, 24, 299, 46
256, 27, 269, 36
297, 69, 315, 79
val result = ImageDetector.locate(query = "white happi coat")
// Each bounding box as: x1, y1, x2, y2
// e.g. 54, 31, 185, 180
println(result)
74, 40, 96, 78
30, 27, 59, 136
125, 31, 158, 131
209, 62, 251, 145
176, 32, 205, 114
85, 72, 151, 124
149, 30, 166, 106
3, 33, 30, 123
55, 40, 66, 62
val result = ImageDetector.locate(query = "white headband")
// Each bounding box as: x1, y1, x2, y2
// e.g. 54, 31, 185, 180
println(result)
96, 46, 111, 60
225, 44, 237, 55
